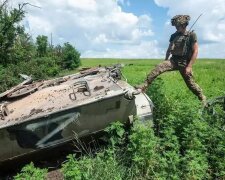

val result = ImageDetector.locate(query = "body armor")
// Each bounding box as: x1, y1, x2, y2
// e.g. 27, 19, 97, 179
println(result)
170, 32, 191, 57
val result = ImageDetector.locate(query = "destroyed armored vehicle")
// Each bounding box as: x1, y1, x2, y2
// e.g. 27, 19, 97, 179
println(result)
0, 65, 153, 164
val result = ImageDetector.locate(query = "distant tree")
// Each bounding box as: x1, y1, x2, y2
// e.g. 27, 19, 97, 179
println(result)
12, 26, 36, 62
54, 44, 62, 57
0, 1, 81, 93
0, 1, 26, 66
61, 42, 81, 69
36, 35, 48, 57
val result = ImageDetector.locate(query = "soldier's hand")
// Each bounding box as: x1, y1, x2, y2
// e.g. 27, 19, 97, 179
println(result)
185, 66, 192, 75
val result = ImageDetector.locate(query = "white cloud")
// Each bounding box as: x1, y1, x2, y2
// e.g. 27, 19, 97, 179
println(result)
154, 0, 225, 58
67, 0, 97, 12
26, 15, 53, 34
83, 40, 162, 58
93, 34, 108, 44
117, 0, 130, 7
11, 0, 161, 58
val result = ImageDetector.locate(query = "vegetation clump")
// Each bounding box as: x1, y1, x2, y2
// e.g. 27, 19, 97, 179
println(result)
14, 162, 47, 180
0, 1, 81, 93
59, 64, 225, 179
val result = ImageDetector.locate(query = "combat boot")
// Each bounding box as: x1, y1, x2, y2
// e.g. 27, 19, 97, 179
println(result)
200, 95, 208, 107
134, 82, 148, 92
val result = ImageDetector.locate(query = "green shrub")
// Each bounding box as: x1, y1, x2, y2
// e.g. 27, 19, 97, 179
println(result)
60, 74, 225, 179
14, 162, 47, 180
62, 152, 126, 180
0, 65, 20, 93
127, 121, 161, 179
0, 57, 60, 93
36, 35, 48, 57
60, 42, 81, 69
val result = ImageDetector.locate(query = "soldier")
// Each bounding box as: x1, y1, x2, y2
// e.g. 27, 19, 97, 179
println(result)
137, 15, 206, 105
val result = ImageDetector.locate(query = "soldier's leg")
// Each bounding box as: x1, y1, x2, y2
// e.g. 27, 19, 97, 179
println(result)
146, 60, 176, 85
136, 60, 176, 91
179, 69, 206, 101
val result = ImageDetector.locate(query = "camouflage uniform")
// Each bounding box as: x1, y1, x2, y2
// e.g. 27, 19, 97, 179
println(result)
146, 60, 205, 100
143, 15, 205, 101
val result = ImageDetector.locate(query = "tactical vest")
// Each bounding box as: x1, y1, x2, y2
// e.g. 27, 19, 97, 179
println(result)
170, 31, 192, 57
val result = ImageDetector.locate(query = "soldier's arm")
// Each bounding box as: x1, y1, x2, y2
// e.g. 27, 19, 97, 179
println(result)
165, 43, 172, 60
187, 42, 198, 67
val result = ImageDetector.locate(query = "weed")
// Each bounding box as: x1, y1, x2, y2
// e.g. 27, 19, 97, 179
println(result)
14, 162, 47, 180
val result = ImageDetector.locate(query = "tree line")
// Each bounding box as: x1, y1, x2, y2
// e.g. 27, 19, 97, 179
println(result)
0, 1, 81, 93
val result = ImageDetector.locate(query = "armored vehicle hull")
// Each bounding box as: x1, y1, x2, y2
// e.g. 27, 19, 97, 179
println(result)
0, 65, 153, 164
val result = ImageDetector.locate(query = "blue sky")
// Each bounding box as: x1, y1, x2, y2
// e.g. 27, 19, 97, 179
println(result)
120, 0, 168, 44
120, 0, 168, 31
12, 0, 225, 58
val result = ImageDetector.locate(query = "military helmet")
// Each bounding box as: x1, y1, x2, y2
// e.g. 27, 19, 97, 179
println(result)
171, 15, 190, 26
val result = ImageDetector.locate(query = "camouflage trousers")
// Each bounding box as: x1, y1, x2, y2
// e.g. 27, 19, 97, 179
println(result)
146, 60, 205, 100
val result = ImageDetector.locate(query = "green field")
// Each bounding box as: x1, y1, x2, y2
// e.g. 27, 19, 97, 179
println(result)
15, 59, 225, 180
79, 58, 225, 100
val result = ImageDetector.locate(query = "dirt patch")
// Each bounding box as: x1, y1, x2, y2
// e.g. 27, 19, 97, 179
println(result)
47, 169, 63, 180
29, 108, 44, 116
